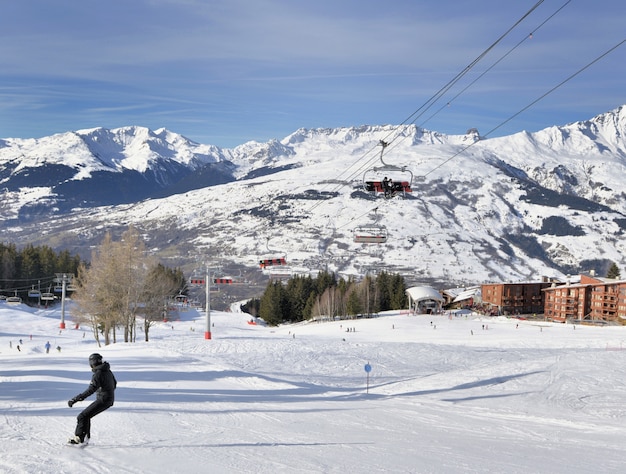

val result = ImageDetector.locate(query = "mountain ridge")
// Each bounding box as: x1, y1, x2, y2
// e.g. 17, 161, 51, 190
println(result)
1, 105, 626, 289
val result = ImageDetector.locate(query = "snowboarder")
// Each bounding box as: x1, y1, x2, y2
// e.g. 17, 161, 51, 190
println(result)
67, 353, 117, 445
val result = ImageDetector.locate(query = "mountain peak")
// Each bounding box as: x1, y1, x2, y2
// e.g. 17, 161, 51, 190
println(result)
2, 106, 626, 288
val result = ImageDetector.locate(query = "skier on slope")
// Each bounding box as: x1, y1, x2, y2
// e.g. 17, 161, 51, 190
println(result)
67, 353, 117, 445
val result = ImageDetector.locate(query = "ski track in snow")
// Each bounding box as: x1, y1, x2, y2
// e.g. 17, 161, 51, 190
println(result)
1, 304, 626, 473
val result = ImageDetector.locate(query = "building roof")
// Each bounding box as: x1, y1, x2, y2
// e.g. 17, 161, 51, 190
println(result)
406, 286, 444, 302
453, 287, 481, 303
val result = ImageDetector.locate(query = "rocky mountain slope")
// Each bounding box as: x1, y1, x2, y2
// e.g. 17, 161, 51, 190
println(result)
2, 106, 626, 290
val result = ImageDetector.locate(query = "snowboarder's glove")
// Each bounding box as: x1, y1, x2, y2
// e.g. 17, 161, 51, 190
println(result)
68, 397, 78, 407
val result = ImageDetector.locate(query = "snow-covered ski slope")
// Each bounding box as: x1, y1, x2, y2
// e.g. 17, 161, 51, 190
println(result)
1, 303, 625, 473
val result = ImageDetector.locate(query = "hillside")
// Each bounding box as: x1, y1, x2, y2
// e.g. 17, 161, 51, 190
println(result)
1, 106, 626, 290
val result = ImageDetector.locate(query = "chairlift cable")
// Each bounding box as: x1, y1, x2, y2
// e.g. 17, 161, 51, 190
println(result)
333, 206, 381, 232
406, 0, 573, 140
307, 1, 549, 212
388, 0, 547, 141
422, 37, 626, 178
379, 0, 572, 160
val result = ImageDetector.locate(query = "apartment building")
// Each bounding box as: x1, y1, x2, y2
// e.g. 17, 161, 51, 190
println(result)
481, 281, 552, 315
543, 274, 626, 323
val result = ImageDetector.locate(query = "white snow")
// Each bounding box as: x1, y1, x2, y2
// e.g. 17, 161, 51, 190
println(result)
1, 302, 625, 473
3, 107, 626, 286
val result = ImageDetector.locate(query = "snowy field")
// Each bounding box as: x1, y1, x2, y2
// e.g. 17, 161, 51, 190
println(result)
1, 302, 626, 474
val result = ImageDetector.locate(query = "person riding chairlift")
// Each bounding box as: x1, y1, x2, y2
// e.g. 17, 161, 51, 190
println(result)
382, 176, 393, 197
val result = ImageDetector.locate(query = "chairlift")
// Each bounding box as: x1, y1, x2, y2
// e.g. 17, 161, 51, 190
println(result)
363, 140, 413, 198
174, 294, 188, 305
218, 269, 247, 285
353, 207, 389, 244
41, 292, 55, 301
6, 296, 22, 304
259, 237, 287, 269
259, 257, 287, 269
214, 277, 233, 285
268, 267, 293, 281
189, 276, 206, 286
353, 225, 388, 244
28, 288, 41, 298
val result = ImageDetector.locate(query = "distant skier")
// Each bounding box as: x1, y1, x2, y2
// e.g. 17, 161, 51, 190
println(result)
45, 341, 51, 353
67, 353, 117, 445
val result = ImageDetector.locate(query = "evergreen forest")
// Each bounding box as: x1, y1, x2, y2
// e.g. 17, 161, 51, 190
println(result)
241, 270, 408, 326
0, 243, 83, 301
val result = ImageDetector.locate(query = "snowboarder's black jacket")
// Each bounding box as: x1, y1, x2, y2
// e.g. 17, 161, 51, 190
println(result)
76, 361, 117, 405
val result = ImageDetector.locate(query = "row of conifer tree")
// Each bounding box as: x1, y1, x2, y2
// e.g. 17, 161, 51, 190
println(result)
0, 243, 83, 298
242, 270, 408, 326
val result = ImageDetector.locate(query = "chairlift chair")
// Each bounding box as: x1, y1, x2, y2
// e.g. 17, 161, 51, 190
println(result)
363, 140, 413, 198
174, 294, 188, 305
189, 276, 206, 286
213, 277, 233, 285
7, 296, 22, 304
268, 266, 293, 281
353, 226, 388, 244
259, 237, 287, 268
28, 288, 41, 298
259, 257, 287, 269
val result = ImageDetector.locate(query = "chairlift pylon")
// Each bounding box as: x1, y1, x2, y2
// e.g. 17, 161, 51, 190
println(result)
363, 140, 413, 198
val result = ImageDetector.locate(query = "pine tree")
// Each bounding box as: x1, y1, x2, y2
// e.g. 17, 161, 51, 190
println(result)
346, 286, 363, 318
259, 281, 286, 326
606, 262, 621, 279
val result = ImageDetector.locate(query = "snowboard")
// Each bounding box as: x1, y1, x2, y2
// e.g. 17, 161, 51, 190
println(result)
66, 437, 89, 448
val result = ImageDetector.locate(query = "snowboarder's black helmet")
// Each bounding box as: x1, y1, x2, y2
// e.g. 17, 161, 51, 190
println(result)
89, 353, 103, 368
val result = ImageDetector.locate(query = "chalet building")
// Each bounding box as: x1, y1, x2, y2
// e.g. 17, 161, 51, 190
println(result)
544, 274, 626, 323
481, 281, 552, 315
441, 286, 481, 308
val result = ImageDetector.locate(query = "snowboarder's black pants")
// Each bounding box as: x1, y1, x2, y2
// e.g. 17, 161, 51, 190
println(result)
75, 399, 113, 441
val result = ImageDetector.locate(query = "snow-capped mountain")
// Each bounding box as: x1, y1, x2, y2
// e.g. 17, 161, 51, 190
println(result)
0, 126, 234, 213
2, 106, 626, 289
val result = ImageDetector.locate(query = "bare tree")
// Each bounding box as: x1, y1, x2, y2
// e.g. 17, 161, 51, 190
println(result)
72, 233, 123, 346
313, 286, 340, 321
73, 227, 182, 345
140, 264, 182, 341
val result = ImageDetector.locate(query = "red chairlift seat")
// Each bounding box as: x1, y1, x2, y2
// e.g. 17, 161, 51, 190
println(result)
364, 180, 412, 194
213, 277, 233, 284
362, 140, 413, 197
259, 257, 287, 269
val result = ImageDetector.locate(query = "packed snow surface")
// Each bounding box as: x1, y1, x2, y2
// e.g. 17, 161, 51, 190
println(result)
1, 303, 625, 473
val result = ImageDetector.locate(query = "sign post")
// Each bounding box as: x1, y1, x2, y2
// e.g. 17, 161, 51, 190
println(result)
364, 362, 372, 394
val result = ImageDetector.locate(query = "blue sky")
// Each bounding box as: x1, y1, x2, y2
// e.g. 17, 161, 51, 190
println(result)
1, 0, 625, 148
